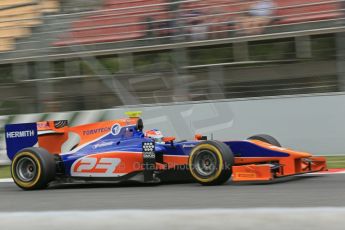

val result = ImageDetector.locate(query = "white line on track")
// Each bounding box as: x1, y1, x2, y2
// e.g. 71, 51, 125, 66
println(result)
0, 208, 345, 230
0, 170, 344, 183
309, 171, 345, 175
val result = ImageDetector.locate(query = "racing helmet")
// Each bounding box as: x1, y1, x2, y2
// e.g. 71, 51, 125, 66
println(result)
145, 129, 164, 143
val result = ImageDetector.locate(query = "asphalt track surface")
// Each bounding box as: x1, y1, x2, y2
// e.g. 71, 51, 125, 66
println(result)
0, 173, 344, 212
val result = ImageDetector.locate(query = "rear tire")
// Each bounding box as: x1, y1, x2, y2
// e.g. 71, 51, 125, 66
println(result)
11, 147, 56, 190
248, 134, 281, 147
188, 141, 234, 186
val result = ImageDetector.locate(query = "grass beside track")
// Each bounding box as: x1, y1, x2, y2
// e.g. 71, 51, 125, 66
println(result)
0, 166, 11, 179
325, 156, 345, 169
0, 156, 345, 179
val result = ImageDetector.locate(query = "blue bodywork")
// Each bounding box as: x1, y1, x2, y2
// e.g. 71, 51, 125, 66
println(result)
59, 125, 289, 176
5, 121, 290, 178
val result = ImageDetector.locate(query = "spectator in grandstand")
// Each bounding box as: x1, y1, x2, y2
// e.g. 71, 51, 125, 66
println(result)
145, 16, 156, 38
208, 9, 229, 39
180, 2, 208, 40
189, 18, 208, 40
143, 1, 183, 40
235, 0, 276, 35
156, 11, 178, 39
167, 0, 181, 12
144, 13, 174, 39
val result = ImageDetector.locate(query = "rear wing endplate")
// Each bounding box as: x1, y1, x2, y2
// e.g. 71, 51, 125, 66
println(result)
5, 123, 38, 160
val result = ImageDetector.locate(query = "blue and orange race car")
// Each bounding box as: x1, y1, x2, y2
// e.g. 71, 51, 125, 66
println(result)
5, 112, 327, 190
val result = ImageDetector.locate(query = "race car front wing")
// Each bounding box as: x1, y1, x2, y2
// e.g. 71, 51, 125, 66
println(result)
232, 156, 327, 182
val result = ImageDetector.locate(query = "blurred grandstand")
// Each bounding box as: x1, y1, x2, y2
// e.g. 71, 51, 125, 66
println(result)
0, 0, 344, 115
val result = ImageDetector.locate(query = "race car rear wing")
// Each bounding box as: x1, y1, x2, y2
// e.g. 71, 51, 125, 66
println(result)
5, 120, 69, 160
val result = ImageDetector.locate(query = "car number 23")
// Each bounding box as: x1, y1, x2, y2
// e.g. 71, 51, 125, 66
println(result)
71, 157, 122, 177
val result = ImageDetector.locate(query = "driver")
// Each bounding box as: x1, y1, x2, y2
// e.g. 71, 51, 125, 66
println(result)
145, 129, 165, 144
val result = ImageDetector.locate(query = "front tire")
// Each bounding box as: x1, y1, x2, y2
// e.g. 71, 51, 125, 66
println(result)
188, 141, 234, 185
248, 134, 281, 147
11, 147, 56, 190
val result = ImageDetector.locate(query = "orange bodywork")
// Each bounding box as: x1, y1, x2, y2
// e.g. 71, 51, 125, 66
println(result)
37, 121, 69, 154
232, 140, 327, 182
233, 164, 274, 181
36, 118, 140, 154
69, 118, 139, 146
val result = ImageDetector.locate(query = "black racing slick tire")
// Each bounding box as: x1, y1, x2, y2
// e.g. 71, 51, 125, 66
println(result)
11, 147, 56, 190
188, 141, 234, 186
248, 134, 281, 147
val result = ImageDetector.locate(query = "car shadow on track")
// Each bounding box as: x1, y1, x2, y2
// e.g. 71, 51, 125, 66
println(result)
47, 181, 161, 190
46, 175, 323, 190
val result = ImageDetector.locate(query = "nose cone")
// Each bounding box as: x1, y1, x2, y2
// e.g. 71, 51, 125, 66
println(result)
288, 150, 312, 158
250, 140, 313, 158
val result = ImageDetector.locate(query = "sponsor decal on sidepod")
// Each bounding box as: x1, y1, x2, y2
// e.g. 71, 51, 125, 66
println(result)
111, 124, 121, 136
92, 141, 114, 149
82, 127, 111, 136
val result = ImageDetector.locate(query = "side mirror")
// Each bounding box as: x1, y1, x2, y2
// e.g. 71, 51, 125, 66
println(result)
163, 136, 176, 143
195, 134, 207, 140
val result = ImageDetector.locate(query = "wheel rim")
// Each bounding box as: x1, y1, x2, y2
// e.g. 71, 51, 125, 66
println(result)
15, 157, 37, 182
193, 150, 218, 177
